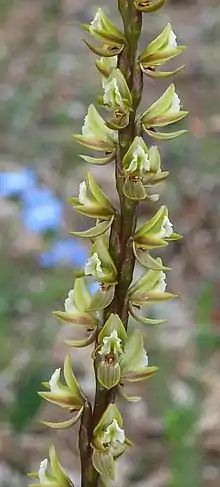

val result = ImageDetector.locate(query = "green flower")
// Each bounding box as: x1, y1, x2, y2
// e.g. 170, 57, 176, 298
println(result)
95, 314, 157, 389
122, 137, 169, 201
28, 445, 74, 487
92, 404, 130, 480
38, 356, 85, 429
69, 171, 115, 220
139, 23, 185, 78
83, 238, 117, 285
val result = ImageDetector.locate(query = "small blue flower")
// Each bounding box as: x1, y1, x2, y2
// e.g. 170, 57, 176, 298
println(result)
38, 238, 88, 268
21, 187, 55, 207
21, 198, 63, 233
0, 169, 36, 198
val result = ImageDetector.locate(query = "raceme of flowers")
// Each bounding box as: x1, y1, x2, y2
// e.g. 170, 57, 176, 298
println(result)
29, 0, 186, 485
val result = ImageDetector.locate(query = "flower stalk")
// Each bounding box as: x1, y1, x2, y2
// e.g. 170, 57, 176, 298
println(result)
28, 1, 187, 486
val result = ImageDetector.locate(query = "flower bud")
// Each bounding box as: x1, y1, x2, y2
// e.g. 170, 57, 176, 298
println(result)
70, 171, 115, 220
28, 445, 74, 487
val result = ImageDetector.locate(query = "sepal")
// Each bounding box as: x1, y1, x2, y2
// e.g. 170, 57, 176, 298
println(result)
143, 126, 187, 140
141, 65, 185, 79
86, 284, 115, 311
84, 40, 123, 57
133, 244, 171, 270
92, 451, 115, 480
70, 217, 114, 240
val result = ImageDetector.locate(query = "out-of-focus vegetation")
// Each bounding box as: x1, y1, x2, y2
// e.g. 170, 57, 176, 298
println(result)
0, 0, 220, 486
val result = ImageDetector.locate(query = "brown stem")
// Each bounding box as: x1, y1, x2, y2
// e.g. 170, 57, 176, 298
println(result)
80, 2, 143, 486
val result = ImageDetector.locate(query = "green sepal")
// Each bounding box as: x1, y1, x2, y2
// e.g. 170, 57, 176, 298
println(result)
86, 285, 115, 311
123, 177, 146, 200
98, 313, 127, 344
94, 403, 123, 437
130, 291, 178, 306
84, 39, 123, 57
133, 244, 171, 270
49, 445, 73, 487
97, 360, 121, 389
141, 65, 186, 78
38, 391, 81, 409
129, 303, 166, 325
41, 410, 83, 429
117, 386, 142, 403
53, 311, 97, 327
79, 152, 115, 165
92, 450, 115, 480
74, 134, 114, 152
70, 217, 114, 239
143, 126, 188, 140
72, 277, 92, 312
65, 329, 97, 348
124, 366, 159, 382
64, 355, 85, 399
120, 330, 147, 375
83, 9, 125, 47
87, 172, 114, 212
134, 0, 166, 13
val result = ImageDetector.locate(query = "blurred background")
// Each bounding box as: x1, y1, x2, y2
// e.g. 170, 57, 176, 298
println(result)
0, 0, 220, 486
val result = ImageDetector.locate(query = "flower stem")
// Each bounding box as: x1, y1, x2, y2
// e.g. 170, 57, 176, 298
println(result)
80, 3, 143, 486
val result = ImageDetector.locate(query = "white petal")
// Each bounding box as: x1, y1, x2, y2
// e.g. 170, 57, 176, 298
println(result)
168, 29, 177, 49
139, 349, 149, 368
102, 419, 125, 446
78, 181, 91, 206
49, 368, 61, 393
84, 253, 103, 278
103, 78, 123, 108
64, 289, 79, 315
170, 92, 181, 113
159, 215, 173, 238
90, 8, 103, 33
38, 459, 48, 484
99, 330, 123, 356
127, 145, 150, 174
156, 271, 167, 293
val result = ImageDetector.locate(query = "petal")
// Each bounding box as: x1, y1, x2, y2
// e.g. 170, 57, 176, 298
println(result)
53, 310, 96, 327
143, 126, 188, 140
133, 245, 171, 270
124, 366, 159, 382
86, 285, 115, 311
141, 65, 186, 78
49, 445, 72, 485
64, 355, 85, 401
79, 152, 115, 165
42, 409, 83, 429
70, 217, 114, 239
84, 39, 123, 56
129, 303, 166, 325
65, 329, 97, 348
